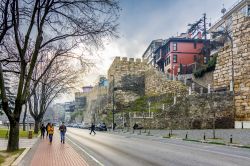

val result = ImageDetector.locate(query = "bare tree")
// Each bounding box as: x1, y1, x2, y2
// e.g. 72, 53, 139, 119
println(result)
0, 0, 13, 44
0, 0, 119, 151
29, 54, 82, 134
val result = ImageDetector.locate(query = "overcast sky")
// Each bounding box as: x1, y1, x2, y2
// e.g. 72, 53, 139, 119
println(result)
57, 0, 237, 102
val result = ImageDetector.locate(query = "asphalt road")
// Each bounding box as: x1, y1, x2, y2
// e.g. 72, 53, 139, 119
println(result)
66, 128, 250, 166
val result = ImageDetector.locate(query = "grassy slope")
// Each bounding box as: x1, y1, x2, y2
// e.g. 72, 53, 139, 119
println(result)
0, 129, 39, 138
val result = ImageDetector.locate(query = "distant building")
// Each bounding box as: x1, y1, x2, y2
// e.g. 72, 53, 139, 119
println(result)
142, 39, 164, 66
64, 101, 75, 112
52, 103, 65, 122
64, 112, 71, 123
154, 37, 207, 76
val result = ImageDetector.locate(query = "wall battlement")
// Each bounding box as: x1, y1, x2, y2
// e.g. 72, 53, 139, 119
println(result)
113, 56, 146, 63
108, 56, 148, 79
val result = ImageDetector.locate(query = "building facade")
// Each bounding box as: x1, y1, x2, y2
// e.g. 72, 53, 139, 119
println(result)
154, 38, 206, 76
208, 0, 250, 55
142, 39, 164, 66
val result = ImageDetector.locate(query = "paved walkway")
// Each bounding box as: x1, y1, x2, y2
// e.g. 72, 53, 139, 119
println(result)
0, 138, 38, 150
30, 131, 89, 166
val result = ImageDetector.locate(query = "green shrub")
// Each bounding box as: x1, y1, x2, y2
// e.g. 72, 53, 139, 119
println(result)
194, 54, 217, 78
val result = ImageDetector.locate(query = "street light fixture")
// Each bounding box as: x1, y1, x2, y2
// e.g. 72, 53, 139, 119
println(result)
110, 75, 115, 131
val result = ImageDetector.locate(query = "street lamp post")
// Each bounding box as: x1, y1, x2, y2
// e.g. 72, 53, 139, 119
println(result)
110, 75, 115, 131
148, 101, 151, 117
213, 102, 217, 139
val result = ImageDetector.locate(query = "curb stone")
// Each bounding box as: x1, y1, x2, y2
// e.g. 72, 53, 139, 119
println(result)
11, 148, 30, 166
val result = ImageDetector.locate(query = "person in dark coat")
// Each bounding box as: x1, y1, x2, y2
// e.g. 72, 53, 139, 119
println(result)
46, 123, 50, 138
133, 123, 138, 130
40, 123, 46, 139
89, 123, 96, 135
59, 122, 67, 144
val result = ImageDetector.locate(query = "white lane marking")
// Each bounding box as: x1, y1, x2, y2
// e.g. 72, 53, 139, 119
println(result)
66, 135, 105, 166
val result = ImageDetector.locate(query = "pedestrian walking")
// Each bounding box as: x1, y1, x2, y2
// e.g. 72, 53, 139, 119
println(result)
40, 123, 46, 139
59, 122, 67, 144
89, 123, 96, 135
48, 123, 54, 144
46, 123, 49, 138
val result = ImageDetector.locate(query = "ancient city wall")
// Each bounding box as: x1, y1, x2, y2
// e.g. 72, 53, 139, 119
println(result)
145, 68, 188, 96
108, 57, 148, 87
129, 93, 234, 129
213, 45, 232, 90
232, 14, 250, 121
83, 86, 108, 124
107, 57, 148, 107
213, 13, 250, 121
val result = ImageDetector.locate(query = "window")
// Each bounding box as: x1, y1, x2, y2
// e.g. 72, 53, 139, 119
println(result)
173, 43, 177, 51
204, 56, 207, 64
165, 59, 167, 66
173, 54, 177, 63
167, 56, 170, 65
194, 42, 197, 49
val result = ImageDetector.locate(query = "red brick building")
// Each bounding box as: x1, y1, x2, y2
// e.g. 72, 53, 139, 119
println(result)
154, 37, 208, 76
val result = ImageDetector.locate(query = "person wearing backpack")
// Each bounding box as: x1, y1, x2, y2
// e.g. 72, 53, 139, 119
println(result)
59, 122, 67, 144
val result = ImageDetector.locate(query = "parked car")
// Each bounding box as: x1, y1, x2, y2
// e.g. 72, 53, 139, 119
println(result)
96, 123, 107, 131
78, 124, 89, 129
133, 123, 143, 130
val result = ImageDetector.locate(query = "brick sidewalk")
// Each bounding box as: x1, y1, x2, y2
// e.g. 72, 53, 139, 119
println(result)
30, 131, 89, 166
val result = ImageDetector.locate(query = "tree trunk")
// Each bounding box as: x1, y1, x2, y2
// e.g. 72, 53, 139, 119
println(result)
23, 104, 27, 131
7, 120, 20, 151
34, 119, 40, 134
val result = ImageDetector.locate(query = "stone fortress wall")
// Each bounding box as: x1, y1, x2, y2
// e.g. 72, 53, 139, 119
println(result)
99, 53, 238, 129
108, 56, 188, 97
145, 68, 188, 96
213, 12, 250, 122
81, 86, 108, 124
108, 57, 148, 86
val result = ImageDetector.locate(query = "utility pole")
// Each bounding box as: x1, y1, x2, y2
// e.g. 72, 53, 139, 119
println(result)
203, 13, 209, 63
203, 13, 207, 40
111, 75, 115, 131
213, 102, 217, 139
148, 101, 151, 117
